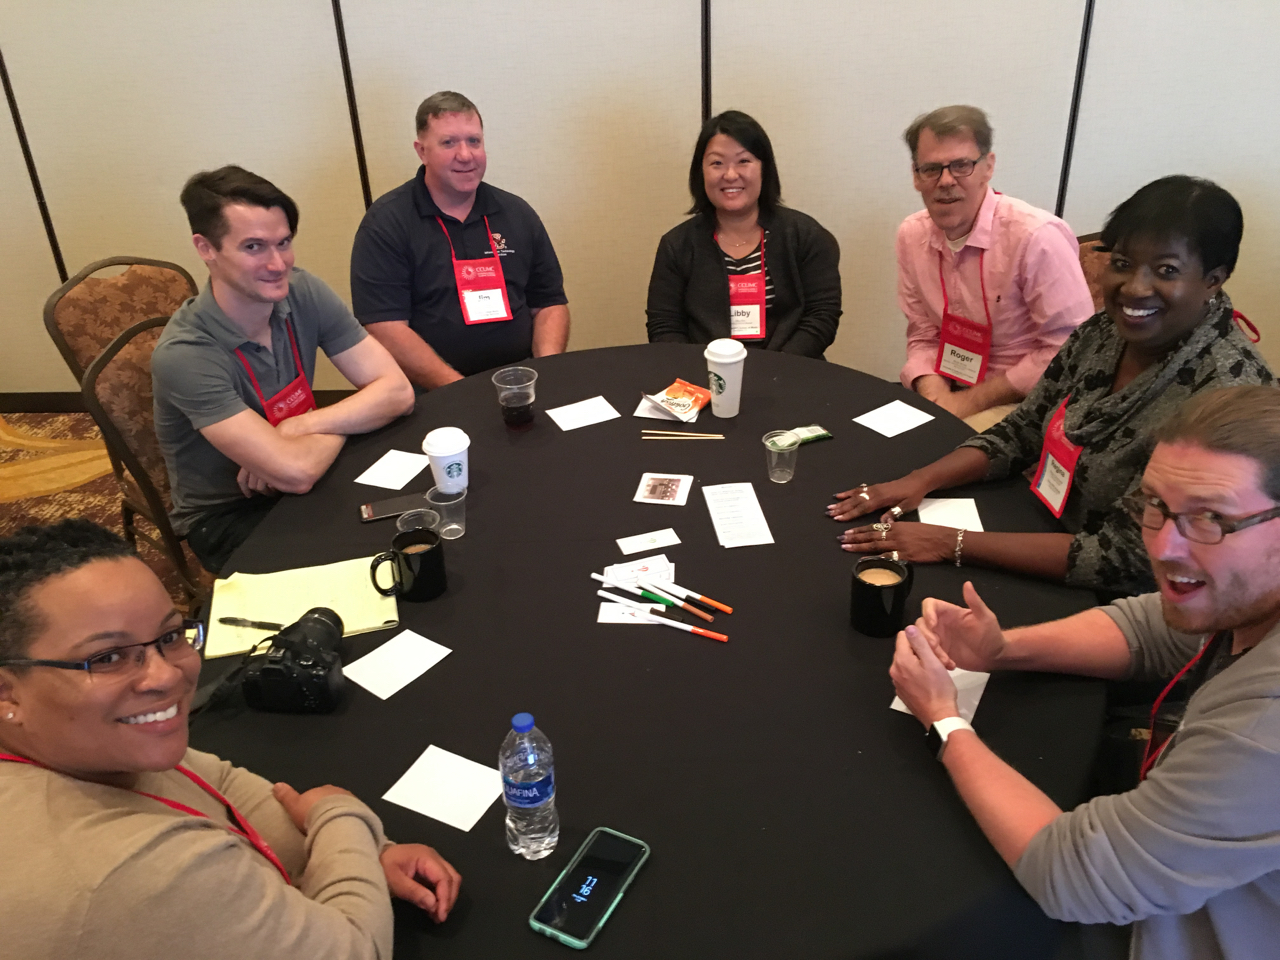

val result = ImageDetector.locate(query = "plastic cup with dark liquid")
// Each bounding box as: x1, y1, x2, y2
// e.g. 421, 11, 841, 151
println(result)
492, 366, 538, 427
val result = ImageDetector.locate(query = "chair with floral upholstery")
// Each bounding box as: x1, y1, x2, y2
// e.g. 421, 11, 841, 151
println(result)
1077, 232, 1107, 315
43, 257, 197, 383
82, 317, 211, 605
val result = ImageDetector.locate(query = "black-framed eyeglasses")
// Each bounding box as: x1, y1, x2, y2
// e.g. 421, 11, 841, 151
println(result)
1123, 493, 1280, 545
913, 155, 986, 182
0, 619, 205, 677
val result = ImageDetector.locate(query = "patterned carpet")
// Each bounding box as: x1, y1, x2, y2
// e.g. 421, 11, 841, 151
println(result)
0, 412, 197, 606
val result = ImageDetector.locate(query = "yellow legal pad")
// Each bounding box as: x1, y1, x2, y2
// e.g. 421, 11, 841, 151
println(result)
205, 556, 399, 658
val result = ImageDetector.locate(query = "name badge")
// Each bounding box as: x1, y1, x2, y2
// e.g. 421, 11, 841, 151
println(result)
1031, 397, 1083, 518
462, 288, 510, 322
730, 303, 761, 338
935, 312, 991, 386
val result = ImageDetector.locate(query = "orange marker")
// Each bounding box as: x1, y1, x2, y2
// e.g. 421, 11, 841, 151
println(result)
649, 578, 733, 615
645, 614, 728, 643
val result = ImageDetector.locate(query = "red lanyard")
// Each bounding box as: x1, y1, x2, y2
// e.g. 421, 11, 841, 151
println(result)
1138, 633, 1222, 780
933, 250, 993, 385
234, 318, 317, 427
0, 753, 291, 884
937, 249, 992, 326
436, 215, 513, 324
1234, 310, 1260, 343
714, 228, 768, 340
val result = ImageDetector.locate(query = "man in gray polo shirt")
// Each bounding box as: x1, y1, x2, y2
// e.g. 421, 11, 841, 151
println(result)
889, 384, 1280, 960
153, 166, 413, 573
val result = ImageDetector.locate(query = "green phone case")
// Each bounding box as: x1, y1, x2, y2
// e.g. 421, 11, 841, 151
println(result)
527, 826, 650, 949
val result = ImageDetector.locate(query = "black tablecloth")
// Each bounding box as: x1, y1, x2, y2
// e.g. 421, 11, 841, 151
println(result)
191, 344, 1103, 960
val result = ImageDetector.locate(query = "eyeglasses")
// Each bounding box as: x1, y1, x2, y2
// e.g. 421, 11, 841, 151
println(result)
913, 155, 985, 183
0, 620, 205, 677
1123, 493, 1280, 545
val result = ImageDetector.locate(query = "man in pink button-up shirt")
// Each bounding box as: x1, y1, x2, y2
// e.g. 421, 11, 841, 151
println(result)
897, 105, 1093, 423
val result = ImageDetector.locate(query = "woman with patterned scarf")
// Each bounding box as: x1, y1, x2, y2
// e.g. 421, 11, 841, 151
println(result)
830, 176, 1273, 597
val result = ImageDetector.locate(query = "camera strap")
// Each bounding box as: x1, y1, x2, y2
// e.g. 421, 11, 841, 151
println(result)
0, 753, 291, 884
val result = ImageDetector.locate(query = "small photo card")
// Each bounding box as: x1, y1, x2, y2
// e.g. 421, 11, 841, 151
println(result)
633, 473, 694, 506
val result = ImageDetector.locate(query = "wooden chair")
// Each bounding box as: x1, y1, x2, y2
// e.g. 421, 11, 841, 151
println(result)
82, 317, 211, 606
1077, 232, 1107, 314
44, 256, 197, 382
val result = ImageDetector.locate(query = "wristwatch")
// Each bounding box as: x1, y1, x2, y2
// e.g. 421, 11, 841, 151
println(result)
925, 717, 974, 760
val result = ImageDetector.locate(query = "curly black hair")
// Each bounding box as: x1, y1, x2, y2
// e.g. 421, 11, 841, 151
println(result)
0, 520, 135, 664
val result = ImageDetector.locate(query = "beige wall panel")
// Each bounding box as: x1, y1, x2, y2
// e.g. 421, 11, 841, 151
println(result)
712, 1, 1086, 381
3, 0, 365, 390
1061, 1, 1280, 371
0, 118, 70, 392
344, 1, 701, 354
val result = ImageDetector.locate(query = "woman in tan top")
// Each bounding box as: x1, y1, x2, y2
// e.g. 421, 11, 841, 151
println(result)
0, 519, 460, 960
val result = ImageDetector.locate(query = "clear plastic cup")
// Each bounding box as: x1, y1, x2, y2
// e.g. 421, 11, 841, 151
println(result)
396, 508, 440, 533
491, 366, 538, 427
426, 486, 467, 539
763, 430, 801, 483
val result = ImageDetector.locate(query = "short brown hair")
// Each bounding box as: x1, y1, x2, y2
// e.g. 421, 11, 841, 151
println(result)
180, 165, 299, 250
415, 91, 482, 135
903, 105, 993, 161
1155, 386, 1280, 502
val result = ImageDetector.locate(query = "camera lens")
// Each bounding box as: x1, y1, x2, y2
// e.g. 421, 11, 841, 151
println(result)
297, 607, 344, 653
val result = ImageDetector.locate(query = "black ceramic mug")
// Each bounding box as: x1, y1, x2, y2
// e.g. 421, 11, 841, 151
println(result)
850, 556, 914, 638
370, 529, 447, 602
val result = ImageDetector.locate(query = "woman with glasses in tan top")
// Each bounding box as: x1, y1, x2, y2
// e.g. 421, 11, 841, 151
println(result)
0, 519, 459, 960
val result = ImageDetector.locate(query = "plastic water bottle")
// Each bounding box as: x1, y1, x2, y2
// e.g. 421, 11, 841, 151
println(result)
500, 712, 559, 859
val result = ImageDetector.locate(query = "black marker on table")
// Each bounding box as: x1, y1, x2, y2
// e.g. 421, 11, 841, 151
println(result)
218, 617, 284, 631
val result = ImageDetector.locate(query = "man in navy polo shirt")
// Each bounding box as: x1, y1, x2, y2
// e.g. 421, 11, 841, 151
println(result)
351, 91, 570, 389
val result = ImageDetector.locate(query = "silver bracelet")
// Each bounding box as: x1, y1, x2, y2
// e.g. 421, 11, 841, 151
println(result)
954, 528, 965, 567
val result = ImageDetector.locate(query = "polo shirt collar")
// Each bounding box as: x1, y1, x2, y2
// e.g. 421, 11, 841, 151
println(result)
927, 186, 998, 254
412, 167, 501, 224
190, 279, 294, 351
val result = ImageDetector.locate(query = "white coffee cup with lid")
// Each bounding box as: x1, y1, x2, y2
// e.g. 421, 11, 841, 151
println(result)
422, 427, 470, 493
704, 338, 748, 418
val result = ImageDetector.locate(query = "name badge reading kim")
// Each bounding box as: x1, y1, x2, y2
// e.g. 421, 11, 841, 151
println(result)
462, 287, 509, 322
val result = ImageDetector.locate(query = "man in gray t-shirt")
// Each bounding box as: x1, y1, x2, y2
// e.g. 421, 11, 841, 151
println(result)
152, 166, 413, 573
890, 385, 1280, 960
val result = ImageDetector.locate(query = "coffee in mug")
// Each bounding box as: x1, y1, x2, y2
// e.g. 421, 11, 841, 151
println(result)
370, 529, 447, 602
856, 567, 903, 586
850, 556, 914, 638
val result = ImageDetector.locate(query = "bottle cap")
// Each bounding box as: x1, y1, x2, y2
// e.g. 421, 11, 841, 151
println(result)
512, 712, 535, 732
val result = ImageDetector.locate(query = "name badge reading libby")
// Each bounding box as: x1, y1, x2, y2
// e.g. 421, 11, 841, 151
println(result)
730, 303, 762, 338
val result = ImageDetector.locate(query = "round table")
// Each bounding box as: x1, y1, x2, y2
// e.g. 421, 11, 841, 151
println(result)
191, 344, 1103, 960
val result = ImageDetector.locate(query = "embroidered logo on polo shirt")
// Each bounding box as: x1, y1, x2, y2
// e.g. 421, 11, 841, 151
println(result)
491, 233, 507, 251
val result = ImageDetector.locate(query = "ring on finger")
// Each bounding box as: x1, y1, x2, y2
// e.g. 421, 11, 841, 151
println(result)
889, 505, 903, 519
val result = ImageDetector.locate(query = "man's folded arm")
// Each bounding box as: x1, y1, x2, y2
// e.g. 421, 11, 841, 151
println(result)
284, 336, 414, 437
201, 412, 344, 495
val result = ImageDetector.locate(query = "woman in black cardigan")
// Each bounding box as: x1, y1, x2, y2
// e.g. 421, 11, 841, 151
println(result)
645, 111, 842, 358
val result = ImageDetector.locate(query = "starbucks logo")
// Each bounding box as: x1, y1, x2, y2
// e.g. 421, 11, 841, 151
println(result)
709, 372, 726, 395
445, 462, 464, 479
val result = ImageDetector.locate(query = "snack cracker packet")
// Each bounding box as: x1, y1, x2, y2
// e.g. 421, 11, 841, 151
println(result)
641, 378, 712, 423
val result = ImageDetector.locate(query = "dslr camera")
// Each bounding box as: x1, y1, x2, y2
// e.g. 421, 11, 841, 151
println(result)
241, 607, 346, 713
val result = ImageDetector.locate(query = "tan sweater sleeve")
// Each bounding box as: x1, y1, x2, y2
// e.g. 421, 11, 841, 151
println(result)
75, 794, 394, 960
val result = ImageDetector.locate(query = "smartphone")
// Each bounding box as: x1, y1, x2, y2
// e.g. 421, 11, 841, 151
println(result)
358, 491, 431, 522
529, 827, 649, 949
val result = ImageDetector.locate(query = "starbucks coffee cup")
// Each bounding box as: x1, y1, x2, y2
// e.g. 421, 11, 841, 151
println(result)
422, 427, 470, 493
704, 338, 748, 418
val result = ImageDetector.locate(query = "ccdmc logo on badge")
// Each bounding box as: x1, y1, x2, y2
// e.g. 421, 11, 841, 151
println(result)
445, 461, 464, 479
461, 265, 476, 281
709, 372, 726, 395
